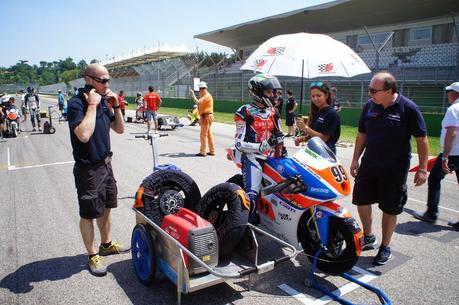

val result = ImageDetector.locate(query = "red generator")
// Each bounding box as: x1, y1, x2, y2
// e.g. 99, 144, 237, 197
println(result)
160, 208, 218, 275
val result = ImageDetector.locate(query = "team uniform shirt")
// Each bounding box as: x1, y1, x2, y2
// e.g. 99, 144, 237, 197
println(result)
144, 92, 161, 111
25, 93, 39, 110
358, 94, 427, 167
58, 93, 65, 105
310, 105, 340, 152
198, 92, 213, 115
440, 98, 459, 156
117, 95, 126, 110
67, 93, 115, 164
234, 103, 282, 156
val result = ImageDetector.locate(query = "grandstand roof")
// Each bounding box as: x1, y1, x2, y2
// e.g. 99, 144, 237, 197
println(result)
103, 44, 192, 70
195, 0, 458, 49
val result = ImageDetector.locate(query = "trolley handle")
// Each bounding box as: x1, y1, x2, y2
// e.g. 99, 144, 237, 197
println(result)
134, 133, 169, 139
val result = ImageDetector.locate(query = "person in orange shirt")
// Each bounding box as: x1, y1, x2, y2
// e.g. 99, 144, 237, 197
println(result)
190, 81, 214, 156
143, 86, 162, 134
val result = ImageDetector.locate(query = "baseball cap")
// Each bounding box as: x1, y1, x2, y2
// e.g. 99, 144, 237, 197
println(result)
445, 82, 459, 93
198, 81, 207, 89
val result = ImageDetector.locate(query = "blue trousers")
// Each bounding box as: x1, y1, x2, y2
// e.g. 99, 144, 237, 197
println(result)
426, 154, 459, 216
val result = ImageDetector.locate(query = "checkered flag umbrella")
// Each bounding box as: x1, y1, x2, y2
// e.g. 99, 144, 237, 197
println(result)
240, 32, 371, 78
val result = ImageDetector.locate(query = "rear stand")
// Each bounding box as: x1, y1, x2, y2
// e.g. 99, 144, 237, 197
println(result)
308, 249, 391, 305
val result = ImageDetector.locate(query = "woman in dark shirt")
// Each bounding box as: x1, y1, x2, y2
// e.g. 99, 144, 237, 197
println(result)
295, 82, 341, 154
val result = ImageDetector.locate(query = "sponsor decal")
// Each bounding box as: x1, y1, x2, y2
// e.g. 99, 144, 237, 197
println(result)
303, 149, 319, 159
367, 111, 380, 118
278, 212, 292, 221
276, 164, 284, 174
387, 113, 401, 122
310, 186, 330, 194
255, 59, 267, 68
318, 63, 334, 73
315, 210, 323, 218
278, 199, 296, 212
266, 47, 286, 56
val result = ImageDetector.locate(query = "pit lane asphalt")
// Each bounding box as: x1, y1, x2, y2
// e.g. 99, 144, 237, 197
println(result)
0, 97, 457, 305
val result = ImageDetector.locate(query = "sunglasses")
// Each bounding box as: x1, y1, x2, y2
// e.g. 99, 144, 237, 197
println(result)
88, 75, 110, 84
368, 87, 386, 94
310, 82, 324, 88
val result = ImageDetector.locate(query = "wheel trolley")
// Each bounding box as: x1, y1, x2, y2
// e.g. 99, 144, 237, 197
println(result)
131, 207, 299, 305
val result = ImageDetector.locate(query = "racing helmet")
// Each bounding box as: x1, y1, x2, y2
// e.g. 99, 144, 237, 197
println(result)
248, 74, 281, 107
136, 92, 142, 97
27, 87, 34, 94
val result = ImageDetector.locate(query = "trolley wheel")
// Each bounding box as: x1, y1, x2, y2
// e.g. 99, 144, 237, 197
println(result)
198, 182, 249, 258
140, 170, 201, 225
131, 224, 156, 285
48, 126, 56, 134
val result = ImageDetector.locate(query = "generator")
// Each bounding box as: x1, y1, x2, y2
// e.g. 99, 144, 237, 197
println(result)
160, 208, 218, 275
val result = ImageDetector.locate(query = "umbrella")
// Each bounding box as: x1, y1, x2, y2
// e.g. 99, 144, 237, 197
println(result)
240, 32, 371, 109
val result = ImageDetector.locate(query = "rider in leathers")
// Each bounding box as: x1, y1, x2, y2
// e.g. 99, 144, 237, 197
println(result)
234, 74, 285, 224
24, 87, 41, 131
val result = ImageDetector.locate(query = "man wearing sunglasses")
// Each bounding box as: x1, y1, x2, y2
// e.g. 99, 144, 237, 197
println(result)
67, 63, 127, 277
350, 72, 429, 266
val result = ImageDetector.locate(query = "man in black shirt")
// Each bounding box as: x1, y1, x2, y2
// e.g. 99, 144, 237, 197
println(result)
68, 64, 126, 276
285, 90, 297, 136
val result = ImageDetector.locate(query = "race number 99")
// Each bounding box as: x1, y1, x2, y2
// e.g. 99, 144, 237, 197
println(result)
330, 165, 348, 183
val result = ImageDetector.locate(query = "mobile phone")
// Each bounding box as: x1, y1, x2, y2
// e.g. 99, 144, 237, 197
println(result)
83, 84, 94, 93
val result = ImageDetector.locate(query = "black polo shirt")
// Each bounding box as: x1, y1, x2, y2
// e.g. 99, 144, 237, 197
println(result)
310, 106, 340, 152
67, 93, 115, 164
358, 94, 427, 167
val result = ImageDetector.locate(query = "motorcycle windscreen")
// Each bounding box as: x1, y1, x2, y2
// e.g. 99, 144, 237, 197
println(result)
305, 137, 336, 163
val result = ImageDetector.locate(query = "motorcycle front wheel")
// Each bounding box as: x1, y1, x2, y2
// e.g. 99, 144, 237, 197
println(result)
298, 214, 359, 275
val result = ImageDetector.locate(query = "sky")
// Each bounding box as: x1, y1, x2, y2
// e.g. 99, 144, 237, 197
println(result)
0, 0, 331, 68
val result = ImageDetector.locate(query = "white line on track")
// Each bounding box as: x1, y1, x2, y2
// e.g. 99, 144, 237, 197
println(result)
278, 266, 378, 305
8, 160, 74, 171
408, 197, 459, 214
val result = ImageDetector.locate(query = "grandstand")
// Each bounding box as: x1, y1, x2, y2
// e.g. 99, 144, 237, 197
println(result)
193, 0, 458, 113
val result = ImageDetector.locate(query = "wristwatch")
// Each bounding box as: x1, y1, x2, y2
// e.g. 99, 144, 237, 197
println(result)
112, 104, 121, 109
441, 156, 449, 161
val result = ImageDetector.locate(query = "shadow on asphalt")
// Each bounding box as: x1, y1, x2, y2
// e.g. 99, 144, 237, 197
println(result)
0, 254, 87, 293
160, 152, 202, 158
398, 208, 452, 235
109, 259, 243, 305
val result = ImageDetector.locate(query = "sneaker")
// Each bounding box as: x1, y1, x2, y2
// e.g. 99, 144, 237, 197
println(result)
206, 152, 215, 156
32, 128, 36, 132
413, 211, 437, 224
362, 234, 378, 251
373, 245, 393, 265
195, 153, 206, 157
99, 241, 130, 256
88, 255, 107, 277
447, 221, 459, 231
38, 127, 42, 131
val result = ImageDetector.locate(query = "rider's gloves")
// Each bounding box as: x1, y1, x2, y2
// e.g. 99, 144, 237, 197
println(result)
267, 131, 284, 147
259, 140, 271, 153
282, 146, 288, 158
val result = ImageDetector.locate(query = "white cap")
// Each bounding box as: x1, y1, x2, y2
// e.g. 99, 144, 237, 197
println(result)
193, 104, 198, 108
198, 81, 207, 89
445, 82, 459, 93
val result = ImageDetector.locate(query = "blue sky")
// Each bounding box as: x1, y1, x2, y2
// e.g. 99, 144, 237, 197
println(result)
0, 0, 331, 67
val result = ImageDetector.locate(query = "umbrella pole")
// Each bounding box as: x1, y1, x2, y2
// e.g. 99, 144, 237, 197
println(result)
299, 59, 304, 114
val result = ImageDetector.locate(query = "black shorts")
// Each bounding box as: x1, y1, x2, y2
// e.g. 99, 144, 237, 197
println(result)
73, 161, 118, 219
286, 114, 295, 126
352, 162, 409, 215
59, 104, 64, 111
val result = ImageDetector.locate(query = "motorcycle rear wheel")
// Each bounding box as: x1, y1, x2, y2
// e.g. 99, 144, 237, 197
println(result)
298, 214, 359, 275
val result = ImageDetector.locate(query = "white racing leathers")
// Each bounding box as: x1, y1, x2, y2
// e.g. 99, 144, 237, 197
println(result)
234, 103, 282, 223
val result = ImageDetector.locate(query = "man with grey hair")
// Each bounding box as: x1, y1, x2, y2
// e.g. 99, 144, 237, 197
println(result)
67, 63, 127, 276
350, 72, 429, 265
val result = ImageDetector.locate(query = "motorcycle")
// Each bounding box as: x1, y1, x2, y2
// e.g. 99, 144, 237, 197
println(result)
4, 105, 21, 137
225, 137, 363, 275
135, 103, 146, 123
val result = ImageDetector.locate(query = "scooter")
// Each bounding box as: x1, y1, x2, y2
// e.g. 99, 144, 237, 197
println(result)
43, 106, 56, 134
4, 105, 21, 138
225, 137, 364, 275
